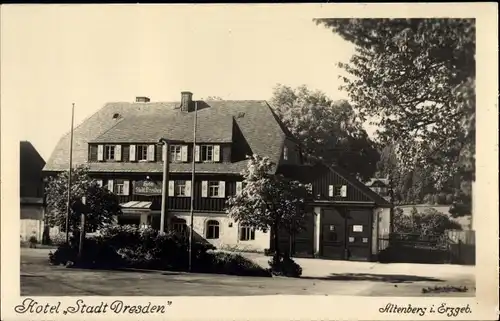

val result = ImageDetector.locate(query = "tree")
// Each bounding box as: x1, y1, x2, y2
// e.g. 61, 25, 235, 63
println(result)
203, 96, 223, 100
270, 84, 380, 181
393, 207, 462, 237
226, 154, 312, 260
314, 18, 475, 190
45, 165, 122, 233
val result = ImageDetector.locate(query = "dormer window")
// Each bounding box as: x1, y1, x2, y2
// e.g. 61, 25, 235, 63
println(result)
105, 145, 116, 160
170, 145, 182, 162
137, 145, 149, 161
201, 145, 214, 161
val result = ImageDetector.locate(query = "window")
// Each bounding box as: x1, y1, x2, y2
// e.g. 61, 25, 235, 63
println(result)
239, 226, 255, 241
175, 181, 186, 196
283, 146, 288, 160
208, 181, 220, 197
172, 218, 187, 237
105, 145, 115, 160
170, 145, 182, 162
137, 145, 148, 161
201, 145, 214, 161
206, 220, 220, 239
114, 180, 125, 195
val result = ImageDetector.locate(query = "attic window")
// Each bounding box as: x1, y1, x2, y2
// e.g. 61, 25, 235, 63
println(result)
112, 113, 120, 119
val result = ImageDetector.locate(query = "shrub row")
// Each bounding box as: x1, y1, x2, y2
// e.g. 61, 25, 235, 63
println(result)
48, 225, 274, 277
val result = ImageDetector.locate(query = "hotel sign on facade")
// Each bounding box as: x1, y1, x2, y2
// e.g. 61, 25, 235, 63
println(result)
133, 180, 162, 196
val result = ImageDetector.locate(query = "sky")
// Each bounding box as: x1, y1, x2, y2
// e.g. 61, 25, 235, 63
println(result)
2, 5, 360, 161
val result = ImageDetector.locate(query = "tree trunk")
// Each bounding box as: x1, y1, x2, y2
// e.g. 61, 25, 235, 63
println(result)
273, 221, 280, 261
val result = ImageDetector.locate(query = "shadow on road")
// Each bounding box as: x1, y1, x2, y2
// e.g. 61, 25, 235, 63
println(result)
300, 273, 444, 284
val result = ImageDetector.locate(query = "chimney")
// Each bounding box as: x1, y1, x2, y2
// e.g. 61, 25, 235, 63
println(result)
136, 96, 150, 103
180, 91, 193, 112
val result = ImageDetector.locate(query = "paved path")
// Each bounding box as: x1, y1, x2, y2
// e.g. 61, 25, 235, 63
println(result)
21, 248, 475, 297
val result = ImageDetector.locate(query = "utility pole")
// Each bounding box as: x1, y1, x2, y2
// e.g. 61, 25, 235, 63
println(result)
188, 101, 198, 272
65, 103, 75, 244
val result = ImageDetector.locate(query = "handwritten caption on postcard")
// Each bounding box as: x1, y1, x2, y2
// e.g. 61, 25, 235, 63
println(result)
379, 303, 472, 317
14, 298, 172, 315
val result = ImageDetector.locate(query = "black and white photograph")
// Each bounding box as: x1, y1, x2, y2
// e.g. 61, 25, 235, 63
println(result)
1, 3, 498, 321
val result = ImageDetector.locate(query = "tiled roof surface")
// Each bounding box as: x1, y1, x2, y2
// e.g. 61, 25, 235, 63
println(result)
84, 161, 247, 174
44, 100, 287, 173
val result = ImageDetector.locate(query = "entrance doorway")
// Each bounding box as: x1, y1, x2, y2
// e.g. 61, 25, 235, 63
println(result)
320, 208, 372, 261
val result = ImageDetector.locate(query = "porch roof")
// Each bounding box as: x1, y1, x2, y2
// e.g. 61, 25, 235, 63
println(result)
120, 201, 153, 209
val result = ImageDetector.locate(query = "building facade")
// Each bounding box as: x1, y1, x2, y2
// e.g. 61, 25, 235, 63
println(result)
43, 92, 391, 260
20, 141, 46, 242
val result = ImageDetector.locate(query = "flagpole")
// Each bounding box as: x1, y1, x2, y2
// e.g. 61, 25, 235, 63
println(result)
188, 101, 198, 272
65, 103, 75, 244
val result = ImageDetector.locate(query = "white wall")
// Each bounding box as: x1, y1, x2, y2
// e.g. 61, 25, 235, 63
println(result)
169, 212, 270, 252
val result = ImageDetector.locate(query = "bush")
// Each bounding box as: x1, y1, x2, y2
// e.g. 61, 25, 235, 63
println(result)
200, 251, 271, 277
268, 255, 302, 277
393, 207, 462, 237
50, 232, 67, 246
49, 236, 125, 268
47, 225, 269, 277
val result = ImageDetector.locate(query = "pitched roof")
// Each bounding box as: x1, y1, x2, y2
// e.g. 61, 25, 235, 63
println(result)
277, 163, 391, 207
44, 99, 288, 173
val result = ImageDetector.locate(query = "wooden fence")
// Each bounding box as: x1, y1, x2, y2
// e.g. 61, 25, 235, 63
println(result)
378, 230, 475, 265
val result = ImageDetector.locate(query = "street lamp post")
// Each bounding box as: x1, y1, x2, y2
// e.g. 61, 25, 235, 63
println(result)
188, 101, 198, 272
158, 139, 185, 234
158, 139, 170, 234
77, 196, 87, 261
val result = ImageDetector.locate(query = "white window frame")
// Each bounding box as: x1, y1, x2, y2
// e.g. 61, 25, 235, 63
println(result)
104, 145, 116, 161
239, 226, 255, 241
170, 145, 182, 162
137, 145, 149, 161
206, 220, 220, 239
114, 179, 125, 195
208, 181, 220, 197
175, 180, 187, 196
201, 145, 214, 162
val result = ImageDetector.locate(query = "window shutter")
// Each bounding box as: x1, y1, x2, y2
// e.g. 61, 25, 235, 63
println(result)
168, 180, 174, 196
236, 181, 243, 195
162, 145, 167, 162
115, 145, 122, 161
185, 180, 192, 197
328, 185, 334, 197
129, 145, 136, 161
96, 179, 103, 187
340, 185, 347, 198
123, 180, 130, 196
97, 145, 104, 161
213, 145, 220, 162
181, 145, 188, 162
107, 179, 114, 192
147, 145, 155, 161
219, 181, 225, 197
201, 181, 208, 197
195, 145, 200, 162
